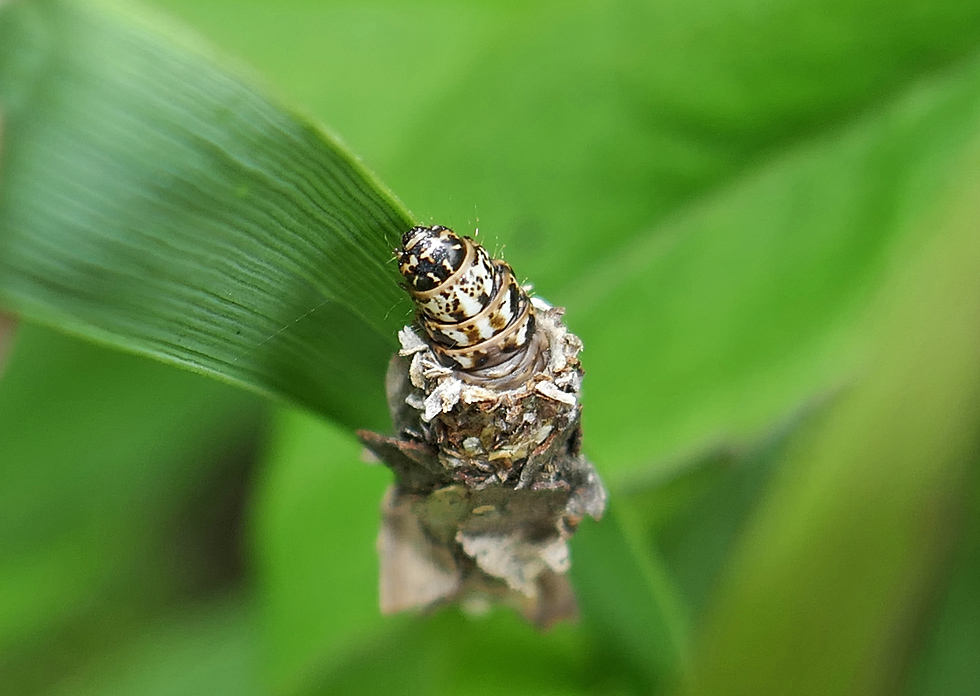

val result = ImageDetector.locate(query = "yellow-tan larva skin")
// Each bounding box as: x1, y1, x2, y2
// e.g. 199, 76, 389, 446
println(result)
398, 226, 536, 372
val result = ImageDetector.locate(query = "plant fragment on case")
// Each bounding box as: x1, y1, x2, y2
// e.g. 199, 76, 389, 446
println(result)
357, 226, 606, 628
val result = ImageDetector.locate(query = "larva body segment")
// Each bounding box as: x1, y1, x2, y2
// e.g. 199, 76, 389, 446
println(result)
398, 226, 540, 376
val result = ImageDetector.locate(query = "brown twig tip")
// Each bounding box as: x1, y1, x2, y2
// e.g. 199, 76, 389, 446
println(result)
359, 227, 606, 628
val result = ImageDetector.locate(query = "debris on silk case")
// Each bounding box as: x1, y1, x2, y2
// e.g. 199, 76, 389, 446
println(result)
358, 225, 606, 628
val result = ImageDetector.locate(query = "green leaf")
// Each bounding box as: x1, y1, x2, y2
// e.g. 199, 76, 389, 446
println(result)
0, 326, 261, 692
684, 149, 980, 696
293, 611, 592, 696
574, 58, 980, 479
49, 594, 260, 696
617, 412, 811, 625
571, 508, 692, 692
144, 1, 508, 172
0, 0, 413, 432
251, 408, 392, 692
906, 471, 980, 696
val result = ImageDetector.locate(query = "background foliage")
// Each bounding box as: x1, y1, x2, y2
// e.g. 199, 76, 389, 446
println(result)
2, 0, 980, 694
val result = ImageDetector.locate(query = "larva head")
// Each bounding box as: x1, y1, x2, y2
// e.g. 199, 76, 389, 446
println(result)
398, 226, 467, 292
398, 226, 497, 324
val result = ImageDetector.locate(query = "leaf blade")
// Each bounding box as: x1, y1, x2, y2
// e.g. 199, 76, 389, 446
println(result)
0, 0, 413, 430
685, 145, 980, 696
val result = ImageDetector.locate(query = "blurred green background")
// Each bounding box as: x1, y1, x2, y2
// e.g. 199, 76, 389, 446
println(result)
2, 0, 980, 694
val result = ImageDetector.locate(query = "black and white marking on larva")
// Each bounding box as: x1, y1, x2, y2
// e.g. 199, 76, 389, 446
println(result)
397, 226, 538, 372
